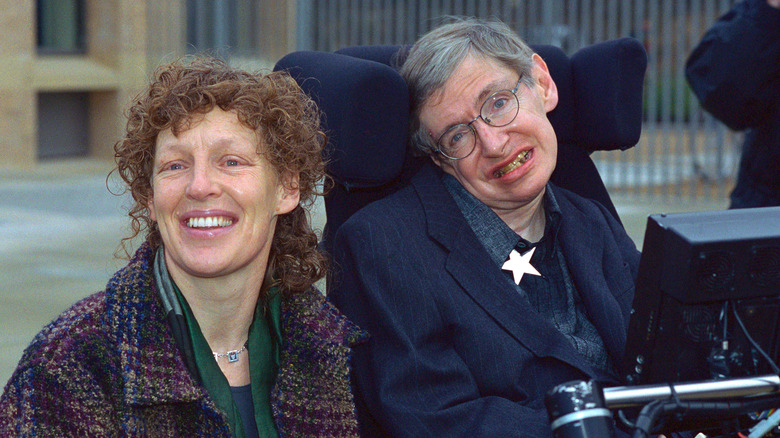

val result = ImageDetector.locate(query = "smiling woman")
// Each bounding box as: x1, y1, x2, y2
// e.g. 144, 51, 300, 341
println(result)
149, 109, 297, 288
117, 56, 328, 295
0, 56, 367, 438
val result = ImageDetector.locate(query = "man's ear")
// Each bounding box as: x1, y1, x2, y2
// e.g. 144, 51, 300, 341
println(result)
429, 152, 460, 179
429, 153, 444, 169
531, 53, 559, 113
276, 171, 301, 215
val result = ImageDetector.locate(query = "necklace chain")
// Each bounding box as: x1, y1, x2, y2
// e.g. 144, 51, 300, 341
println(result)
212, 341, 249, 363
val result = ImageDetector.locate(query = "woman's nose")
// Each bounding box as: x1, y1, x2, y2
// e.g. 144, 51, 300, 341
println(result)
185, 162, 220, 200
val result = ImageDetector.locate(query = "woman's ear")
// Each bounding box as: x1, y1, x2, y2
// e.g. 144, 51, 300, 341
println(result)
275, 171, 301, 215
531, 53, 559, 113
147, 192, 157, 222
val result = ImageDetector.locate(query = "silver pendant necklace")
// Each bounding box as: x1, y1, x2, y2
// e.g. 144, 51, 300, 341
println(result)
212, 341, 249, 363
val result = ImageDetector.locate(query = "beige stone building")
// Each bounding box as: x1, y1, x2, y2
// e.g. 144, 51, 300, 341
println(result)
0, 0, 295, 167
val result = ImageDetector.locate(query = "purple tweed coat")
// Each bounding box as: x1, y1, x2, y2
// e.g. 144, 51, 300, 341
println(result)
0, 242, 367, 437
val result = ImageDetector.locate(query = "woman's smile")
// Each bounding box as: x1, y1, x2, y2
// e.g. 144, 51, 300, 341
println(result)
186, 216, 232, 228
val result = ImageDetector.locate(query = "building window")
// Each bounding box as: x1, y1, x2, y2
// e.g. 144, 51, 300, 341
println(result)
36, 0, 86, 54
186, 0, 259, 57
38, 92, 89, 159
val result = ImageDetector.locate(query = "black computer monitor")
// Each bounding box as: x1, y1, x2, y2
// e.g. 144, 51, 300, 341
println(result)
624, 207, 780, 385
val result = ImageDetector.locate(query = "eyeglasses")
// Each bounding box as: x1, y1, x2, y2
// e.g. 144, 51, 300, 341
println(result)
433, 76, 524, 160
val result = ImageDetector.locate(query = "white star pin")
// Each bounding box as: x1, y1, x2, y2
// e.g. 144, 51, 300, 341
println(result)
502, 247, 541, 284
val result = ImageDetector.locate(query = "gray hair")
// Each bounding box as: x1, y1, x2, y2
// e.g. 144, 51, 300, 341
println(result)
399, 17, 536, 155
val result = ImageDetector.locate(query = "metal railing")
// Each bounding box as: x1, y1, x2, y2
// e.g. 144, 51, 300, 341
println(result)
295, 0, 743, 202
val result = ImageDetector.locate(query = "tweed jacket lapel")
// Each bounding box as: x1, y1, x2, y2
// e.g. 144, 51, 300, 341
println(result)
106, 243, 209, 407
272, 288, 368, 437
412, 164, 591, 374
107, 244, 367, 436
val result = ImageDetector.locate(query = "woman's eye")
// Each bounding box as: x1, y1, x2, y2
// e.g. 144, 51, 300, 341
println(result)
167, 163, 183, 171
226, 159, 239, 166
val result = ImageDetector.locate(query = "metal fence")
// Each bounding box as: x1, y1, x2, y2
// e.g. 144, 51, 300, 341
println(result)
296, 0, 743, 202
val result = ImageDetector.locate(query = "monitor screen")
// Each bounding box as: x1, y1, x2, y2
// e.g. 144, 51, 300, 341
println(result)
623, 207, 780, 385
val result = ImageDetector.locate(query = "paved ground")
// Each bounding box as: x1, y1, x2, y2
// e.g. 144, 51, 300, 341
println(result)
0, 158, 727, 388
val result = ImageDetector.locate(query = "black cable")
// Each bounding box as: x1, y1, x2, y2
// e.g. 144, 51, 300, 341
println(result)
732, 304, 780, 375
618, 409, 636, 429
668, 383, 679, 405
666, 381, 689, 428
631, 400, 666, 438
722, 300, 729, 348
628, 393, 780, 437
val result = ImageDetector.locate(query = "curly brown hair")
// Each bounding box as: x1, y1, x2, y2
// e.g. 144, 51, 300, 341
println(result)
113, 55, 328, 295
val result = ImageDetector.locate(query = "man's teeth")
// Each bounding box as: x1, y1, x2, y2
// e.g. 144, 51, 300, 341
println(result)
495, 150, 531, 178
187, 216, 233, 228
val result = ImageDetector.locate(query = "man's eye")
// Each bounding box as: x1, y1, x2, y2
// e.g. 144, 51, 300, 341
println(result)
226, 159, 239, 166
492, 97, 508, 111
168, 163, 183, 171
446, 129, 471, 149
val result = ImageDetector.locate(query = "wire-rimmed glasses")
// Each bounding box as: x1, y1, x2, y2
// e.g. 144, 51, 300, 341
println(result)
433, 76, 524, 160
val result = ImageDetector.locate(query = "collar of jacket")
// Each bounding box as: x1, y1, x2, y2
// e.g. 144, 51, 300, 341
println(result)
409, 163, 629, 376
271, 288, 368, 435
104, 241, 368, 416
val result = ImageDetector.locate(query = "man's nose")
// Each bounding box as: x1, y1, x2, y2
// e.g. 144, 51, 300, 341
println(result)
473, 119, 507, 157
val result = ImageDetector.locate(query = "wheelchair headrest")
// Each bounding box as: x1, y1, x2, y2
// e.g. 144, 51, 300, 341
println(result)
274, 50, 409, 190
274, 37, 647, 189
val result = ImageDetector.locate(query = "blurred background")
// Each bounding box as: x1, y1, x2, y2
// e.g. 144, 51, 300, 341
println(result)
0, 0, 735, 387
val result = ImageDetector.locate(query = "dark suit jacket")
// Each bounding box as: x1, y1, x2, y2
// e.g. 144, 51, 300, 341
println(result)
330, 163, 640, 437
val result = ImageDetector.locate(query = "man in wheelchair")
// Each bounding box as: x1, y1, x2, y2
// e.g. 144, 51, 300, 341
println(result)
329, 17, 641, 437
